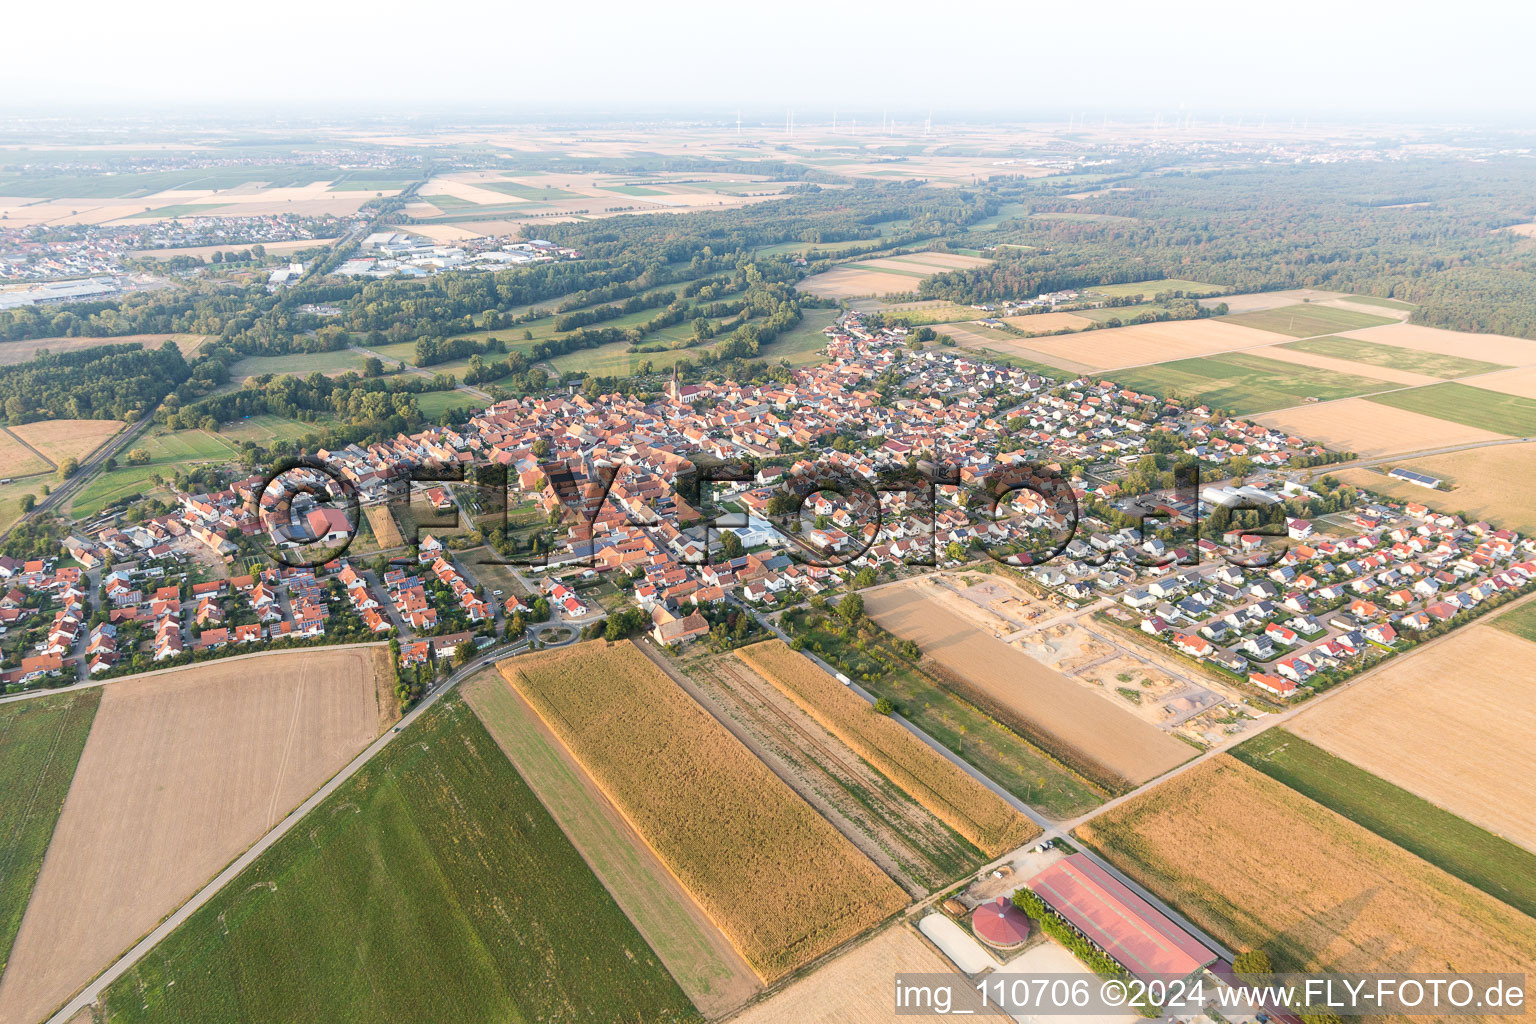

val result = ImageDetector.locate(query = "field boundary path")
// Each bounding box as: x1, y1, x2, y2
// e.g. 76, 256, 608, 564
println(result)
0, 424, 57, 473
4, 411, 152, 539
42, 640, 525, 1024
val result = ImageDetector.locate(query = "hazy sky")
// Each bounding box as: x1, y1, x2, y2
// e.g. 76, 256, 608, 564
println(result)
5, 0, 1533, 121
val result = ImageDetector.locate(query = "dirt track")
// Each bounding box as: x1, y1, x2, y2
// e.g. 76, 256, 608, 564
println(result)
0, 648, 383, 1024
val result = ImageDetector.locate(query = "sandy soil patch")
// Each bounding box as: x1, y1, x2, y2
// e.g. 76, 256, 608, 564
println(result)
864, 581, 1192, 788
1340, 323, 1536, 368
0, 647, 384, 1024
1334, 443, 1536, 532
7, 419, 125, 467
731, 926, 958, 1023
1018, 319, 1288, 372
1287, 625, 1536, 852
1077, 757, 1536, 988
1469, 364, 1536, 399
1249, 343, 1441, 386
1257, 398, 1508, 458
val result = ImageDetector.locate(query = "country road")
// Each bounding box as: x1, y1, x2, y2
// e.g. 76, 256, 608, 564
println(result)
3, 411, 158, 538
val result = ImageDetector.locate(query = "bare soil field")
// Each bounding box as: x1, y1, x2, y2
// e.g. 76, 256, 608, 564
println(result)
1335, 445, 1536, 532
1077, 757, 1536, 988
737, 640, 1037, 856
1287, 624, 1536, 851
1018, 319, 1288, 372
0, 333, 205, 366
1257, 398, 1508, 457
1470, 364, 1536, 399
500, 640, 908, 982
1249, 343, 1441, 387
1341, 323, 1536, 367
729, 925, 957, 1024
0, 647, 385, 1024
8, 418, 126, 467
863, 581, 1192, 789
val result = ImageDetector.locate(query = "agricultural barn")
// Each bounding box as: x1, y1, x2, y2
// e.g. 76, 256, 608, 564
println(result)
1026, 854, 1218, 979
1388, 468, 1443, 489
972, 896, 1031, 949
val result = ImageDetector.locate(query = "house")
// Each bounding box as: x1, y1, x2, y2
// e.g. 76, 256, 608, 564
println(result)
1249, 672, 1297, 697
651, 606, 709, 645
1172, 633, 1214, 659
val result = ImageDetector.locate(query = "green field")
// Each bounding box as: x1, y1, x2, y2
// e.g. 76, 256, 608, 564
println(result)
870, 301, 981, 325
71, 428, 240, 517
463, 672, 749, 1012
1111, 352, 1395, 413
1365, 382, 1536, 435
422, 193, 479, 211
229, 349, 370, 380
757, 308, 837, 366
1490, 602, 1536, 643
605, 184, 665, 196
218, 413, 341, 446
98, 695, 698, 1024
326, 172, 419, 192
1342, 294, 1418, 311
0, 689, 102, 977
1219, 303, 1397, 337
0, 167, 333, 200
753, 236, 885, 258
415, 389, 479, 420
1231, 729, 1536, 919
481, 181, 581, 200
129, 203, 233, 219
1280, 336, 1508, 379
1085, 278, 1224, 299
1077, 302, 1185, 323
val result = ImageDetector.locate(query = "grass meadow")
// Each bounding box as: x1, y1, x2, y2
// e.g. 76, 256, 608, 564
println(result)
1218, 303, 1397, 337
1111, 352, 1394, 413
1280, 336, 1509, 378
97, 694, 699, 1024
1366, 381, 1536, 435
0, 689, 102, 977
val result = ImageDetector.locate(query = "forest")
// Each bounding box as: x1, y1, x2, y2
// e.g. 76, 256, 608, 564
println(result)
0, 341, 189, 422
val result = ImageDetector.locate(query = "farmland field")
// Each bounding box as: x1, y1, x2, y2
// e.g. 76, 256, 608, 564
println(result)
500, 640, 908, 982
1083, 278, 1224, 299
0, 332, 206, 366
0, 429, 52, 477
94, 693, 699, 1024
69, 427, 240, 517
1110, 352, 1394, 413
1365, 381, 1536, 435
1003, 319, 1288, 372
0, 648, 387, 1024
863, 581, 1192, 790
1279, 335, 1509, 379
798, 251, 991, 300
8, 418, 125, 468
1334, 443, 1536, 532
1474, 365, 1536, 399
1491, 601, 1536, 643
1231, 729, 1536, 918
1219, 303, 1397, 337
217, 412, 340, 445
1075, 757, 1536, 979
999, 312, 1096, 333
229, 349, 370, 381
1339, 322, 1536, 367
737, 640, 1037, 855
0, 689, 100, 981
1283, 624, 1536, 854
1259, 399, 1508, 458
462, 670, 759, 1017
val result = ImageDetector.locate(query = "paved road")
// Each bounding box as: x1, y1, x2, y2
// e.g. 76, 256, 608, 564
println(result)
3, 411, 158, 538
43, 641, 523, 1024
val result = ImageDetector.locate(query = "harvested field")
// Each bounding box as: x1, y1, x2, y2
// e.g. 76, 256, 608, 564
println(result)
1257, 398, 1507, 458
863, 582, 1192, 790
1463, 364, 1536, 399
8, 418, 125, 467
1285, 624, 1536, 853
798, 251, 989, 300
463, 670, 759, 1018
729, 925, 957, 1024
1251, 343, 1440, 387
1334, 443, 1536, 533
95, 694, 696, 1024
0, 333, 205, 366
500, 640, 908, 982
1076, 757, 1536, 985
678, 649, 979, 896
0, 648, 385, 1024
1014, 319, 1288, 372
1001, 312, 1096, 333
0, 429, 51, 477
1220, 303, 1396, 337
939, 323, 1090, 373
1340, 322, 1536, 367
1086, 278, 1224, 299
1200, 289, 1351, 313
1232, 729, 1536, 920
0, 689, 100, 980
363, 503, 403, 549
1279, 335, 1507, 379
737, 640, 1037, 856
